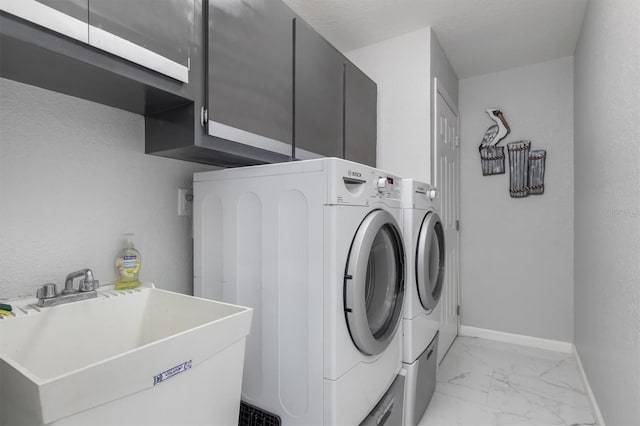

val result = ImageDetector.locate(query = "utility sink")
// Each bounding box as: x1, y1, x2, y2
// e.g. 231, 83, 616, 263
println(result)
0, 286, 252, 426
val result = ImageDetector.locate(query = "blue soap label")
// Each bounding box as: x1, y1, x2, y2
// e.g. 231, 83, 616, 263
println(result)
153, 360, 192, 385
123, 255, 137, 269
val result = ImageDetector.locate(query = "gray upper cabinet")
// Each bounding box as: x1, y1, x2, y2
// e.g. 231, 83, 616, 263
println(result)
1, 0, 194, 82
207, 0, 294, 157
88, 0, 194, 82
344, 60, 377, 167
294, 18, 344, 160
2, 0, 377, 167
2, 0, 89, 42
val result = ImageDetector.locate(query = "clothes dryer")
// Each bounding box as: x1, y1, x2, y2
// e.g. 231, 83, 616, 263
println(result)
194, 158, 406, 425
399, 179, 445, 426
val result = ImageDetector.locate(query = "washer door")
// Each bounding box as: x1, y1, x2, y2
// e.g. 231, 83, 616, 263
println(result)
344, 209, 405, 356
416, 211, 445, 311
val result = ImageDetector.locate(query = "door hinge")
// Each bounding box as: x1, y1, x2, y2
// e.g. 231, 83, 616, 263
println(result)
455, 220, 460, 231
457, 305, 460, 316
200, 106, 208, 127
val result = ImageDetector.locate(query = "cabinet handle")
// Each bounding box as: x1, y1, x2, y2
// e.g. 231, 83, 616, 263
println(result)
200, 107, 208, 127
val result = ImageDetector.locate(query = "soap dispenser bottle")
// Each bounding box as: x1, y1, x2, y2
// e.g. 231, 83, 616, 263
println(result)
115, 233, 141, 290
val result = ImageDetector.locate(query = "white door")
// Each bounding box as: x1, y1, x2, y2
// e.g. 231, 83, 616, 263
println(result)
433, 79, 460, 364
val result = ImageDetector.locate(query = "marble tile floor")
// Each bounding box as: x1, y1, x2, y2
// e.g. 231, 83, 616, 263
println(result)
418, 336, 596, 426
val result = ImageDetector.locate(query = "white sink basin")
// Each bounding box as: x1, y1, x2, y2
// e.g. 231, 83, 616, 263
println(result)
0, 286, 252, 426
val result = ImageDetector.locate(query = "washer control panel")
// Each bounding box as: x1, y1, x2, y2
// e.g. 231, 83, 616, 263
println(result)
327, 159, 402, 206
375, 175, 401, 199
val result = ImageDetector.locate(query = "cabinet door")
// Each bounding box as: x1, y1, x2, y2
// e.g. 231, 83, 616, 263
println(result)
344, 61, 377, 167
1, 0, 88, 42
294, 18, 344, 160
35, 0, 87, 22
88, 0, 194, 82
208, 0, 294, 157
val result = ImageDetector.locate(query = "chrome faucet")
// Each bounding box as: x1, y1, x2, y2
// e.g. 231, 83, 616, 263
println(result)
36, 268, 100, 307
62, 268, 100, 294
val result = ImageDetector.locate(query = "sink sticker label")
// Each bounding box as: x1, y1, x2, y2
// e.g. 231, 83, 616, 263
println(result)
153, 360, 192, 385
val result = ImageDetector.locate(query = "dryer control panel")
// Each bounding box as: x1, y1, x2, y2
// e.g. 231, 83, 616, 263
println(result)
400, 179, 440, 210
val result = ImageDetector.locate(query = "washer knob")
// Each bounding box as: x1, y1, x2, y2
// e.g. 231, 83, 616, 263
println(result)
427, 189, 438, 200
377, 177, 387, 192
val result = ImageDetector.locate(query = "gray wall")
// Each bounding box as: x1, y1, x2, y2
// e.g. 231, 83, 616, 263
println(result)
459, 57, 574, 342
347, 27, 432, 182
430, 30, 459, 183
346, 27, 458, 184
0, 78, 215, 300
573, 0, 640, 424
429, 29, 459, 105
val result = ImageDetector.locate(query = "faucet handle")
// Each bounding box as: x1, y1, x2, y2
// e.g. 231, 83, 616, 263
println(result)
79, 278, 99, 292
37, 283, 58, 299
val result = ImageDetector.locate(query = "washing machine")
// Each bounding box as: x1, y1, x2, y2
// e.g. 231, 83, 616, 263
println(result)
193, 158, 406, 425
399, 179, 445, 426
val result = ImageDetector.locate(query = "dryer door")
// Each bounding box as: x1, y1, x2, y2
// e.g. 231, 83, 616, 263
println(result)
344, 209, 405, 356
416, 211, 445, 311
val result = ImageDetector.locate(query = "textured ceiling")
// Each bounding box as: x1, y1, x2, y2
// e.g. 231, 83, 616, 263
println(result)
282, 0, 588, 79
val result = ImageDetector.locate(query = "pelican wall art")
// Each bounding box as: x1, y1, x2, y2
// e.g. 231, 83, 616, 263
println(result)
479, 108, 510, 175
478, 108, 547, 198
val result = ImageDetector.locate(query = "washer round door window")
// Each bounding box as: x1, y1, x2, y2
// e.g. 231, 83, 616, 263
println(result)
416, 211, 445, 311
344, 209, 405, 356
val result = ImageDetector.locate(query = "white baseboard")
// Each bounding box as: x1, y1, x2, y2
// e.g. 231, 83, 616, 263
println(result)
458, 325, 574, 353
573, 344, 606, 426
